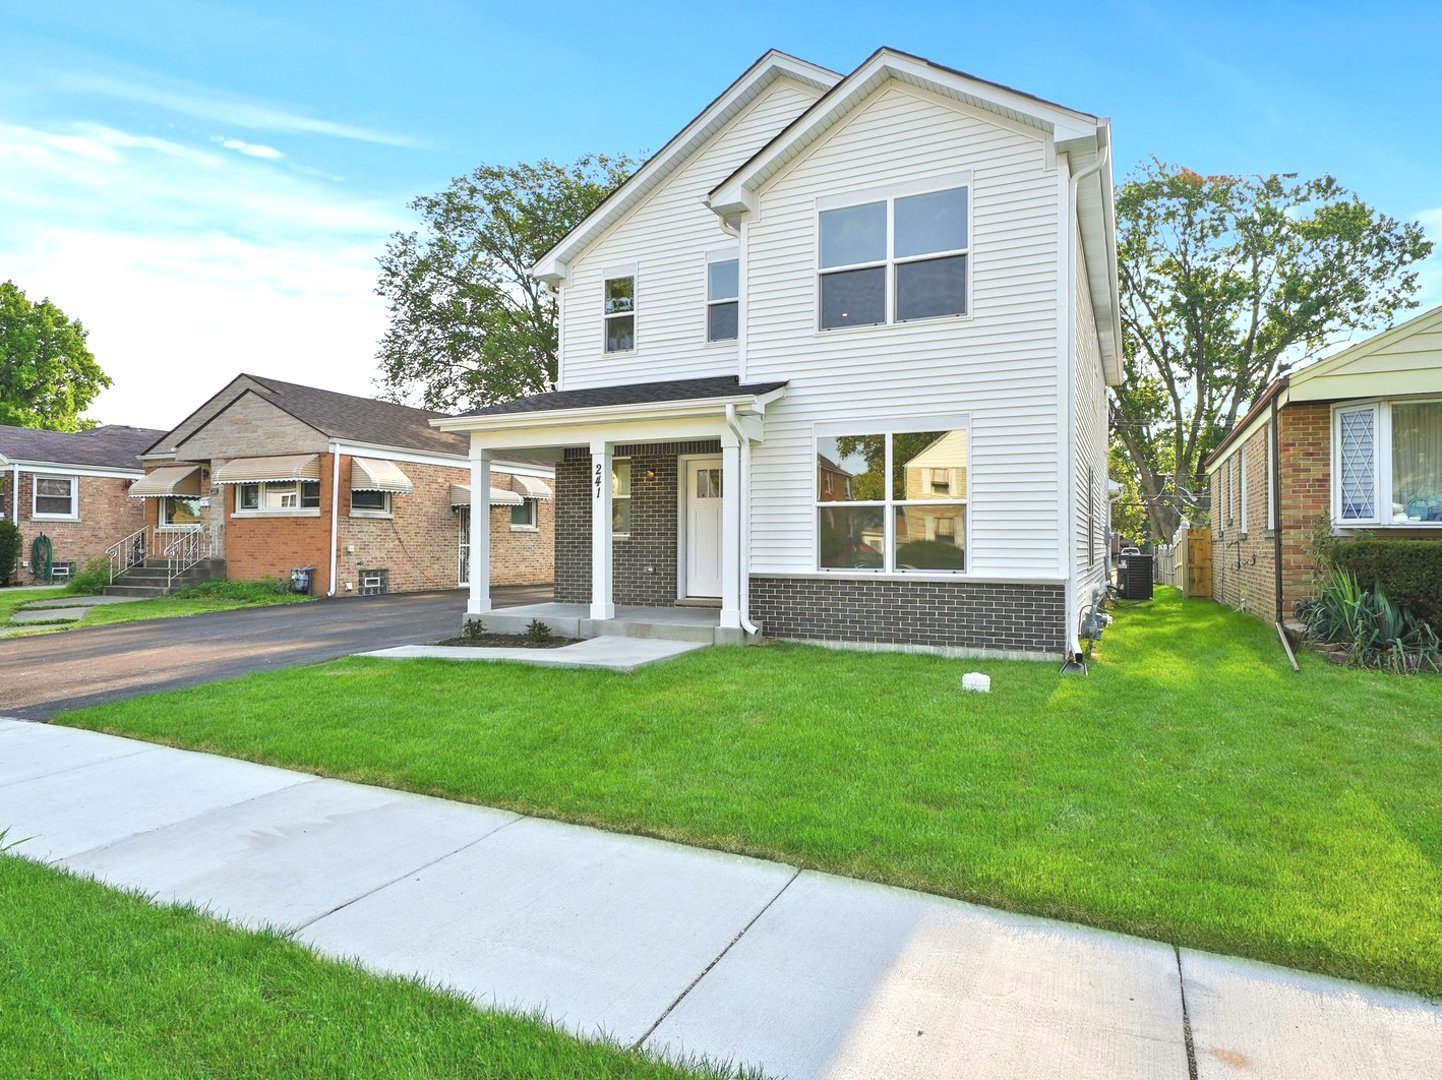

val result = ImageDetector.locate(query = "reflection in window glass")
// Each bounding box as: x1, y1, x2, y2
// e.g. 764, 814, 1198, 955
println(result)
894, 187, 968, 258
604, 276, 636, 353
816, 434, 884, 501
819, 266, 886, 330
1391, 401, 1442, 523
163, 496, 206, 526
819, 201, 886, 268
894, 506, 967, 570
696, 468, 721, 499
612, 460, 631, 534
896, 255, 967, 321
892, 430, 967, 501
819, 505, 885, 569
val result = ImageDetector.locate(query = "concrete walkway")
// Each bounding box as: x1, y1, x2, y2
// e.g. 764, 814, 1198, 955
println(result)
0, 718, 1437, 1080
363, 635, 708, 671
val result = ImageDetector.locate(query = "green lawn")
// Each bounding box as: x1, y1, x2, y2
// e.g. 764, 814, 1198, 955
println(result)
61, 588, 1442, 997
0, 854, 742, 1079
0, 585, 65, 623
2, 580, 308, 635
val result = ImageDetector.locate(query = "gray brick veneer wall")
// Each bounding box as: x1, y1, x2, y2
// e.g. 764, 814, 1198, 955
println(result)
749, 576, 1067, 655
555, 441, 721, 606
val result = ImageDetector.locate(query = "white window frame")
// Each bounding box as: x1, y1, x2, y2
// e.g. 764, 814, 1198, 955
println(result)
602, 267, 637, 355
812, 415, 972, 576
32, 474, 78, 520
232, 480, 322, 518
159, 495, 208, 530
704, 248, 739, 344
349, 489, 393, 518
1239, 440, 1249, 535
611, 458, 631, 537
1334, 396, 1442, 529
815, 172, 973, 333
509, 497, 538, 531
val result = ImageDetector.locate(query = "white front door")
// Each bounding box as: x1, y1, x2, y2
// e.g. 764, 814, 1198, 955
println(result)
684, 457, 723, 598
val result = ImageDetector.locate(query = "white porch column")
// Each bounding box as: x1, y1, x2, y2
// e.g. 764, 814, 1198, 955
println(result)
590, 440, 615, 621
468, 450, 492, 616
720, 433, 742, 630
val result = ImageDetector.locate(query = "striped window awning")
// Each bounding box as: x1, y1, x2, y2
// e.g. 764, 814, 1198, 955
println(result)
448, 483, 523, 508
350, 457, 412, 494
212, 454, 321, 485
128, 465, 203, 498
510, 474, 554, 500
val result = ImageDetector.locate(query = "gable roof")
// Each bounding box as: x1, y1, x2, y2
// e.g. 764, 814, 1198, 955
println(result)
152, 375, 470, 458
529, 50, 840, 284
0, 423, 163, 471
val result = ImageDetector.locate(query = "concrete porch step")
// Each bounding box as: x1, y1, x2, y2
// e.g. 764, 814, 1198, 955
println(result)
101, 584, 173, 598
475, 603, 746, 646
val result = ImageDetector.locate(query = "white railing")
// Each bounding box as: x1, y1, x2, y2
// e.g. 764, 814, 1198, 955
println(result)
107, 525, 151, 583
159, 524, 219, 588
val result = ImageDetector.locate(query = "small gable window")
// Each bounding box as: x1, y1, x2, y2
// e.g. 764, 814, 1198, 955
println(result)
706, 255, 738, 342
604, 276, 635, 353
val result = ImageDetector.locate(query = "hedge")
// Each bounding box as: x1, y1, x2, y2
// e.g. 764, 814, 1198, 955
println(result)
1330, 539, 1442, 629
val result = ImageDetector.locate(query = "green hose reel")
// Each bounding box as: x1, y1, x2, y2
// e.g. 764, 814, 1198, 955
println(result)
31, 533, 53, 583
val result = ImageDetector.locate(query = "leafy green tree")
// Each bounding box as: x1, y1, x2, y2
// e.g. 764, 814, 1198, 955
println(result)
1112, 160, 1432, 541
375, 154, 636, 412
0, 281, 110, 431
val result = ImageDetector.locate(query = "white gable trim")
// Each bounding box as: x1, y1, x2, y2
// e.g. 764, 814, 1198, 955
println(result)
531, 51, 839, 285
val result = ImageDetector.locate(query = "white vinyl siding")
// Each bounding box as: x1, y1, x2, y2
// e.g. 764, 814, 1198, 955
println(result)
744, 84, 1062, 579
1072, 256, 1108, 596
559, 77, 825, 389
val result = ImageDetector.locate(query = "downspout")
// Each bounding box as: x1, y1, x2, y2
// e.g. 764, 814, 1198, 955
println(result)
1062, 133, 1112, 668
724, 404, 759, 636
327, 442, 341, 596
1269, 388, 1299, 671
10, 462, 18, 524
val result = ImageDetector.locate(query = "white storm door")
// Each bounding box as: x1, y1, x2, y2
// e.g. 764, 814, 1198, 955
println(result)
684, 457, 723, 598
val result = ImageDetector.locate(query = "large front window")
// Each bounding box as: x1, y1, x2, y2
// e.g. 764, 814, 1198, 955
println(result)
161, 496, 205, 527
1334, 399, 1442, 526
818, 182, 969, 331
816, 423, 968, 572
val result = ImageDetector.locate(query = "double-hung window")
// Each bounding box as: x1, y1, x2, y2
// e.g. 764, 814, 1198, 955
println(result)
33, 476, 77, 518
1336, 399, 1442, 526
815, 420, 969, 573
603, 275, 635, 353
706, 253, 738, 342
818, 179, 970, 331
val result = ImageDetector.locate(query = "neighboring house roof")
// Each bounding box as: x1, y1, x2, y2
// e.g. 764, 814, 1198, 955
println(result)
0, 423, 164, 471
530, 50, 841, 283
1206, 303, 1442, 472
150, 374, 471, 458
453, 376, 788, 418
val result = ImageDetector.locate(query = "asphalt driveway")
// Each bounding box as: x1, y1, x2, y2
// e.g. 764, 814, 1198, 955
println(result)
0, 585, 549, 720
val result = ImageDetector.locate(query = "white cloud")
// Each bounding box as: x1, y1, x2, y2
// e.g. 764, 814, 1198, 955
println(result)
212, 135, 285, 160
0, 117, 412, 428
54, 70, 423, 148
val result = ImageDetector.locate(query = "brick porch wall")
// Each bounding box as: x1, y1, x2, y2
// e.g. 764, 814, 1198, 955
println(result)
1, 471, 145, 582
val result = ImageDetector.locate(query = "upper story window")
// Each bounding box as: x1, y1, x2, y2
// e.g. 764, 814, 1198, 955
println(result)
604, 276, 635, 353
33, 475, 77, 519
818, 181, 970, 331
706, 255, 738, 342
1337, 399, 1442, 526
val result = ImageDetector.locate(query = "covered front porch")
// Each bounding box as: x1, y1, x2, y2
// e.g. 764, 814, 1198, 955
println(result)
433, 376, 787, 646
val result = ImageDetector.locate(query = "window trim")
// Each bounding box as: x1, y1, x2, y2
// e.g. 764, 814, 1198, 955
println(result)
602, 268, 637, 355
32, 474, 78, 520
1334, 396, 1442, 529
812, 415, 972, 576
704, 248, 739, 345
814, 172, 973, 333
231, 480, 323, 518
509, 496, 539, 531
611, 457, 632, 537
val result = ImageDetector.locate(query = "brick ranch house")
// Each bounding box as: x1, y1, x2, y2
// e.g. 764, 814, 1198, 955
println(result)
122, 375, 553, 597
0, 423, 164, 584
1206, 303, 1442, 622
435, 49, 1120, 661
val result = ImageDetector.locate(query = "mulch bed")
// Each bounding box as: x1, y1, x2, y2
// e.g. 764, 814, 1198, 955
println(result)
435, 633, 579, 649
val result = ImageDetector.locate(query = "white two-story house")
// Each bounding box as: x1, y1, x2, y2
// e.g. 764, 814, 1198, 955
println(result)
437, 47, 1121, 662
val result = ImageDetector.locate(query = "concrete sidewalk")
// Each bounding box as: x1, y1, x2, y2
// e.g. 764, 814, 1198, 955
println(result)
0, 718, 1437, 1079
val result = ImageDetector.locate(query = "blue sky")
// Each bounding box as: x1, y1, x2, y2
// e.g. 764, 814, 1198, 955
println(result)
2, 0, 1439, 427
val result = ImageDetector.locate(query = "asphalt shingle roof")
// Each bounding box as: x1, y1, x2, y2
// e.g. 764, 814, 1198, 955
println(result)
0, 423, 164, 470
459, 376, 788, 418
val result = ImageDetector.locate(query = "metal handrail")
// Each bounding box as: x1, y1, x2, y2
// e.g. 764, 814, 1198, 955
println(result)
106, 526, 151, 583
160, 524, 218, 588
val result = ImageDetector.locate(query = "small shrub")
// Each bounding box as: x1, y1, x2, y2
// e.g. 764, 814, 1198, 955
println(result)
1328, 539, 1442, 630
525, 618, 554, 643
0, 520, 19, 585
1298, 571, 1441, 674
172, 579, 294, 602
67, 557, 113, 595
461, 617, 486, 642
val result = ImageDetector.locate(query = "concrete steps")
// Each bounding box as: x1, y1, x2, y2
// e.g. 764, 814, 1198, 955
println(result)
102, 559, 226, 599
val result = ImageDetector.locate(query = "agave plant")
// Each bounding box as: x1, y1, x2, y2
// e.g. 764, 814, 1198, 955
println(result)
1300, 572, 1441, 673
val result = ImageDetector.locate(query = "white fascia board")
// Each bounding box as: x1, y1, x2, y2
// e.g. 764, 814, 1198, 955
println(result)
5, 461, 144, 479
328, 440, 467, 469
530, 51, 841, 283
434, 387, 785, 436
1072, 123, 1122, 386
465, 415, 734, 454
709, 49, 1097, 216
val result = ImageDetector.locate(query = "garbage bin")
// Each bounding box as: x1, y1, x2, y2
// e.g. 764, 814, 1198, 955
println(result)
290, 566, 317, 595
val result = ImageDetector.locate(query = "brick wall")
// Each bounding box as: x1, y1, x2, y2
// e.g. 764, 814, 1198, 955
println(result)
749, 576, 1067, 656
1276, 402, 1332, 615
1210, 422, 1278, 617
1, 471, 145, 582
555, 441, 720, 605
486, 474, 555, 587
219, 453, 334, 593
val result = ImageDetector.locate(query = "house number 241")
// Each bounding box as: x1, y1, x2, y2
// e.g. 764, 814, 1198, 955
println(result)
594, 462, 604, 499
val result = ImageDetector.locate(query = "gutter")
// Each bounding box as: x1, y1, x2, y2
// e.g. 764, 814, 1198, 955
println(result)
723, 404, 759, 636
1062, 132, 1112, 667
327, 442, 341, 597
